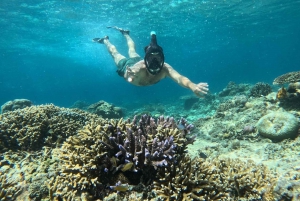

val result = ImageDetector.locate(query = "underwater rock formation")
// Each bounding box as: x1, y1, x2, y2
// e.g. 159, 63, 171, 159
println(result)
1, 99, 32, 114
0, 104, 101, 152
180, 95, 199, 110
250, 82, 272, 97
87, 100, 123, 119
256, 111, 299, 141
69, 100, 90, 110
216, 95, 248, 113
218, 81, 251, 97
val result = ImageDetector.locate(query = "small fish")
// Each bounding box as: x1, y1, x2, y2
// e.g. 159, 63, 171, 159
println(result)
110, 181, 129, 192
121, 162, 133, 172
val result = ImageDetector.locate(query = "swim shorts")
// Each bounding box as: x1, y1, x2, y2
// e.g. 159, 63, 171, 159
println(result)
116, 57, 143, 77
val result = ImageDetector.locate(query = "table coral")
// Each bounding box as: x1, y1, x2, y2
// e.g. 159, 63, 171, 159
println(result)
273, 71, 300, 85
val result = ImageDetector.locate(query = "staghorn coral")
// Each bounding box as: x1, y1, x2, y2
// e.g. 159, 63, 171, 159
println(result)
0, 104, 101, 152
49, 115, 195, 200
46, 114, 280, 201
250, 82, 272, 97
152, 155, 277, 201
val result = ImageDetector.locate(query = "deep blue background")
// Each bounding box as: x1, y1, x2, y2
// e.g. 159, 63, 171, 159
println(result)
0, 0, 299, 107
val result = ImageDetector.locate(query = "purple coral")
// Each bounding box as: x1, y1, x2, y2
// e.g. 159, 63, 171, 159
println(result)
100, 114, 195, 176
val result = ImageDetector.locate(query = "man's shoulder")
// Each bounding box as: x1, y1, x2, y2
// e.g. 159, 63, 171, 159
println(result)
133, 60, 145, 68
163, 62, 173, 69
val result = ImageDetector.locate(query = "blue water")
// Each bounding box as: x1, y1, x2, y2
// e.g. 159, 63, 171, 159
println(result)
1, 0, 300, 108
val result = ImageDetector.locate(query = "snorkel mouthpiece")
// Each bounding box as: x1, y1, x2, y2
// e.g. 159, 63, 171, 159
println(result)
144, 31, 164, 75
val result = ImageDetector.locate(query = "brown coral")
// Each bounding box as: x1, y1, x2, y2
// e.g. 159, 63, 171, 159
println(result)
250, 82, 272, 97
49, 115, 195, 200
0, 104, 101, 152
152, 156, 277, 201
46, 114, 279, 201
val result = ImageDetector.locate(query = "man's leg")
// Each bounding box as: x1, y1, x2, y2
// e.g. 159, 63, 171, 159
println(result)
106, 26, 140, 58
104, 39, 126, 65
93, 36, 125, 65
123, 34, 140, 58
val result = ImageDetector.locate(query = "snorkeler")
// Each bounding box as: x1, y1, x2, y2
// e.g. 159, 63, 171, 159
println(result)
93, 26, 209, 97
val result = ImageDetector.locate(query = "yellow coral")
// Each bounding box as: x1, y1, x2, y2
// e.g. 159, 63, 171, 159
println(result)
276, 87, 287, 99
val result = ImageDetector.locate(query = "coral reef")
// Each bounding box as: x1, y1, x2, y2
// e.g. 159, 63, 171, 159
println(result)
87, 100, 123, 119
2, 81, 300, 200
49, 114, 196, 200
180, 95, 199, 110
276, 87, 288, 99
273, 71, 300, 85
256, 111, 299, 141
69, 100, 90, 110
41, 113, 280, 201
216, 95, 248, 113
250, 82, 272, 97
287, 82, 300, 93
1, 99, 32, 114
218, 82, 251, 97
153, 156, 277, 201
276, 82, 300, 110
0, 104, 101, 152
0, 148, 60, 201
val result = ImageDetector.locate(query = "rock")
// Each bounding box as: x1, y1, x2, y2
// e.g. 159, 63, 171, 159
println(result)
87, 100, 122, 119
256, 111, 299, 141
1, 99, 32, 113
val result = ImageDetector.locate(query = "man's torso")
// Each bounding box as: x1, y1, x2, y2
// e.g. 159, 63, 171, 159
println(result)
124, 60, 168, 86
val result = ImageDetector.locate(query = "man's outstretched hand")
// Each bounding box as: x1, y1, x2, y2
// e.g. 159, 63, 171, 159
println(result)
192, 83, 209, 97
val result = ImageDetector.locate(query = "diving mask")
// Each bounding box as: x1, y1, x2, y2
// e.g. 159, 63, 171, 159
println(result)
144, 31, 164, 75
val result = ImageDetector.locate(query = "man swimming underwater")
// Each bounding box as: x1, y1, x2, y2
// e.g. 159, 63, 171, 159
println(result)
93, 27, 209, 97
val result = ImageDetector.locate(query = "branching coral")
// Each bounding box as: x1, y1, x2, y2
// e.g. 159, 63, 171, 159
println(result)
250, 82, 272, 97
47, 114, 279, 201
0, 104, 101, 152
152, 156, 277, 201
50, 115, 195, 200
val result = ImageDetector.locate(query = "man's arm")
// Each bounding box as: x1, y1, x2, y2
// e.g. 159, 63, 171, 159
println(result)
164, 63, 209, 97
